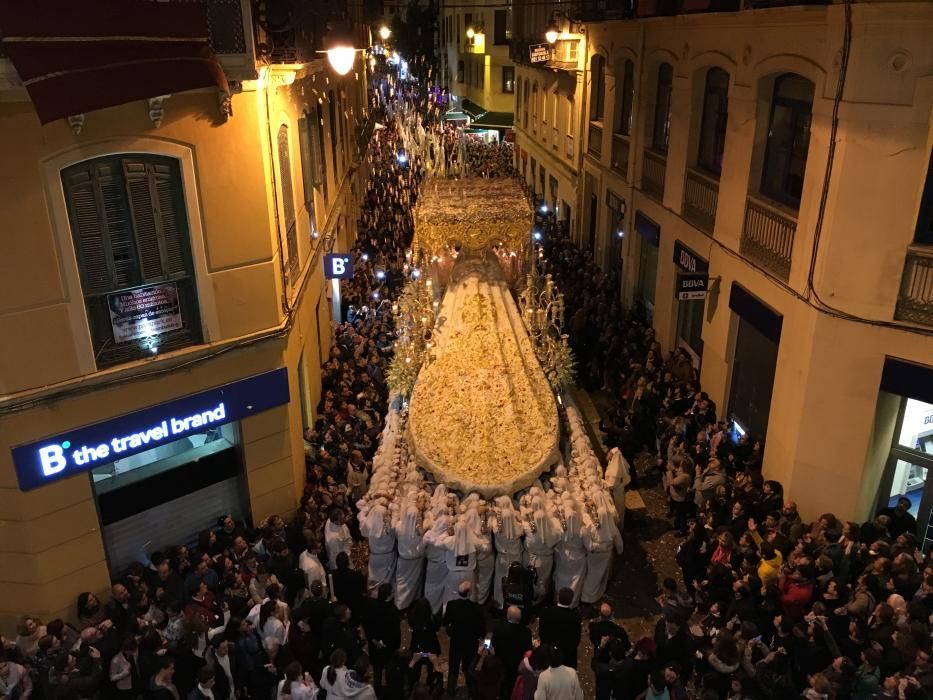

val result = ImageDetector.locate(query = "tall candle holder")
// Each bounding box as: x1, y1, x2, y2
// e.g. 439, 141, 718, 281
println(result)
518, 267, 575, 391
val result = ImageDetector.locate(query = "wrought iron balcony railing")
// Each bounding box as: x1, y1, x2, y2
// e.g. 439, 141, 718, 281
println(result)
611, 134, 630, 179
641, 149, 666, 202
740, 195, 796, 280
588, 122, 603, 159
895, 246, 933, 327
683, 168, 719, 234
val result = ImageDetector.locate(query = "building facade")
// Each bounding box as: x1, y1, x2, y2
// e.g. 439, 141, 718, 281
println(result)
514, 1, 933, 529
0, 3, 370, 630
439, 0, 516, 120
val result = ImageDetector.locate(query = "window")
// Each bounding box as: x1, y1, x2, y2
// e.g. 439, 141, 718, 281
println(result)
532, 83, 538, 131
62, 154, 202, 368
502, 66, 514, 94
615, 60, 634, 136
652, 63, 674, 153
494, 10, 508, 45
327, 92, 338, 180
697, 68, 730, 176
551, 90, 559, 126
523, 81, 530, 128
457, 15, 461, 50
760, 73, 814, 207
313, 105, 328, 201
277, 125, 300, 282
589, 55, 605, 122
457, 60, 464, 83
567, 97, 575, 137
916, 150, 933, 245
297, 114, 316, 229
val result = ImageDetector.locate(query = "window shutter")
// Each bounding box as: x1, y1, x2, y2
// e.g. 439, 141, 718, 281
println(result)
63, 165, 114, 292
151, 161, 190, 276
310, 107, 325, 189
277, 125, 300, 281
297, 114, 314, 206
123, 160, 165, 281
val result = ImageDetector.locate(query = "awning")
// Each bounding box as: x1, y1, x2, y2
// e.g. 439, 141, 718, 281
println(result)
0, 0, 228, 125
444, 111, 468, 121
461, 98, 486, 118
471, 111, 514, 129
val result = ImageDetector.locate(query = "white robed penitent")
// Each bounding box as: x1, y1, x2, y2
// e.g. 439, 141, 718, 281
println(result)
553, 498, 587, 607
441, 517, 477, 607
604, 448, 631, 529
492, 496, 524, 608
422, 514, 451, 614
360, 502, 397, 596
523, 501, 562, 604
394, 503, 426, 609
464, 503, 495, 605
581, 507, 624, 604
324, 518, 353, 569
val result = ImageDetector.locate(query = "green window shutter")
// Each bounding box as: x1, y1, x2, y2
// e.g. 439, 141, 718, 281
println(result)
123, 159, 165, 281
63, 160, 139, 291
151, 160, 190, 276
310, 106, 325, 188
277, 125, 300, 281
298, 114, 314, 207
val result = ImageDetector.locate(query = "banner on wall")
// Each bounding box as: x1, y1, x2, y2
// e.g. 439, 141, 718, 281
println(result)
108, 283, 183, 343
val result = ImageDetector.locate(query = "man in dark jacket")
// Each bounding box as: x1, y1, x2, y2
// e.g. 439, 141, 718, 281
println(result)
331, 553, 366, 620
588, 603, 630, 655
443, 581, 486, 694
362, 583, 402, 693
537, 587, 582, 669
491, 606, 532, 700
653, 617, 694, 679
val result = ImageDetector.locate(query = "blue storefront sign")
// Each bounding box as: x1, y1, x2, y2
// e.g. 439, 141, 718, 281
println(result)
12, 368, 290, 492
673, 240, 709, 274
324, 253, 354, 280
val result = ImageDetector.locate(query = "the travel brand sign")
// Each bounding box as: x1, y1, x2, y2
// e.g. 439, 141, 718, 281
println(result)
12, 368, 290, 491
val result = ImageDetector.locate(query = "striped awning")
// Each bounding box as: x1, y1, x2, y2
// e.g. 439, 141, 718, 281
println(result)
0, 0, 228, 125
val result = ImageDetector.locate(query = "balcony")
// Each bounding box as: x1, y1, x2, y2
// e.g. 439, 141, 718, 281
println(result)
566, 134, 574, 160
641, 149, 666, 202
611, 134, 630, 179
588, 122, 603, 159
740, 195, 796, 280
895, 246, 933, 327
208, 0, 257, 79
682, 168, 719, 234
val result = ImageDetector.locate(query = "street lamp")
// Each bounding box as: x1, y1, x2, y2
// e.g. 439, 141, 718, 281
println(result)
327, 45, 357, 75
378, 25, 391, 41
545, 22, 559, 44
466, 27, 475, 39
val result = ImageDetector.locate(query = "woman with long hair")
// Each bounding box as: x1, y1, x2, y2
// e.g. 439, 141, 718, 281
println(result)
276, 661, 317, 700
320, 649, 349, 698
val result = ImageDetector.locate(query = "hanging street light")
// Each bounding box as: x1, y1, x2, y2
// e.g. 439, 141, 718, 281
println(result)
379, 25, 391, 41
545, 22, 559, 44
466, 27, 475, 39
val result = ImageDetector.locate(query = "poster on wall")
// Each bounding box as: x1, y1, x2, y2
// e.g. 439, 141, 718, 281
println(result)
108, 283, 183, 343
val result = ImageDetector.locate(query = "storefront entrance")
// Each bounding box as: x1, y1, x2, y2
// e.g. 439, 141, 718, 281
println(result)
726, 284, 782, 441
673, 241, 707, 367
634, 212, 660, 321
92, 423, 247, 573
876, 393, 933, 548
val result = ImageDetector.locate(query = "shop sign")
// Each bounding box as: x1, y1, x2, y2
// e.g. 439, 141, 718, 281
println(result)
108, 283, 182, 343
504, 129, 516, 143
12, 368, 290, 492
677, 272, 709, 300
529, 44, 553, 63
673, 240, 709, 274
324, 253, 354, 280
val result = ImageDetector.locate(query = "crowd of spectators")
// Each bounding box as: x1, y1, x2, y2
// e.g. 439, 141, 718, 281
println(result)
462, 138, 514, 179
534, 201, 933, 700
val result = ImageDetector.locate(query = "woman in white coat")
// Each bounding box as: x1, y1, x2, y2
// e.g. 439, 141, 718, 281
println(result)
491, 496, 524, 608
441, 517, 477, 607
523, 501, 562, 604
394, 503, 426, 609
464, 500, 495, 604
422, 513, 451, 614
553, 497, 587, 606
359, 501, 397, 597
580, 506, 624, 605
